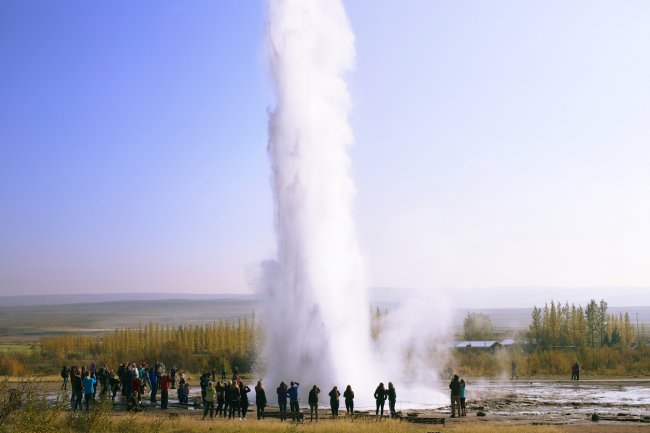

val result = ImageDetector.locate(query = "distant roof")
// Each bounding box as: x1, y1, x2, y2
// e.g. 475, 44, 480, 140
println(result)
452, 340, 500, 348
500, 339, 515, 345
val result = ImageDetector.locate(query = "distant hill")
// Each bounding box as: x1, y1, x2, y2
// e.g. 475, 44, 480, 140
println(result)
0, 292, 256, 307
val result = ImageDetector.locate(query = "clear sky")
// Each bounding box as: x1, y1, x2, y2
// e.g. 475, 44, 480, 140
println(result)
1, 1, 649, 305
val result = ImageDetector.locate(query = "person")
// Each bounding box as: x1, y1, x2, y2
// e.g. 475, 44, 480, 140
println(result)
575, 362, 580, 380
82, 371, 96, 412
70, 366, 83, 411
343, 385, 354, 414
459, 379, 467, 417
277, 381, 288, 421
203, 381, 217, 419
200, 373, 210, 404
61, 366, 70, 390
132, 373, 141, 402
216, 381, 226, 416
109, 373, 120, 403
160, 373, 170, 409
149, 367, 158, 403
117, 363, 127, 396
511, 360, 519, 380
329, 386, 340, 419
128, 390, 143, 412
170, 366, 177, 389
374, 382, 387, 417
449, 374, 461, 418
229, 379, 241, 419
387, 382, 397, 418
308, 385, 320, 421
255, 380, 267, 420
571, 362, 577, 380
211, 367, 216, 382
240, 382, 251, 419
221, 364, 227, 381
288, 381, 300, 421
224, 381, 232, 416
177, 381, 188, 405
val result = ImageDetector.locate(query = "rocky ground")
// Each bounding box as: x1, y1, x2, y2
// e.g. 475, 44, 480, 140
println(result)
28, 377, 650, 429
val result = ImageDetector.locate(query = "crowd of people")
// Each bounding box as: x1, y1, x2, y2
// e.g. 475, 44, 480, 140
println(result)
61, 361, 183, 412
61, 362, 473, 420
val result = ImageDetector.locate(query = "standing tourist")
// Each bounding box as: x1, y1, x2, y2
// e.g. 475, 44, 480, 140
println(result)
229, 380, 241, 419
459, 379, 467, 417
374, 382, 387, 418
61, 365, 70, 390
449, 374, 461, 418
288, 381, 300, 421
81, 371, 96, 412
240, 382, 251, 419
308, 385, 320, 421
328, 386, 340, 419
343, 385, 354, 414
255, 380, 267, 420
160, 373, 170, 409
277, 381, 288, 421
387, 382, 397, 418
202, 381, 216, 419
70, 366, 83, 411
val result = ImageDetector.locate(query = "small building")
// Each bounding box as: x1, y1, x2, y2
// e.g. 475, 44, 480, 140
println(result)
452, 340, 502, 353
500, 339, 515, 351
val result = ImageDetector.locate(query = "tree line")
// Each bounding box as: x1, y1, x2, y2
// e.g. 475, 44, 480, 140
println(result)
39, 318, 259, 373
526, 299, 637, 349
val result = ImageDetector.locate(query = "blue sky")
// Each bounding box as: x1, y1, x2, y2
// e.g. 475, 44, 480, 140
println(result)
1, 1, 649, 305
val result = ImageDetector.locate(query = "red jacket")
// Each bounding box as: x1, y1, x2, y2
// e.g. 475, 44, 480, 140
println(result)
160, 375, 170, 392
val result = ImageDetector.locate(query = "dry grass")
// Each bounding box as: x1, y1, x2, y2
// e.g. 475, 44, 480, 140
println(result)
103, 415, 563, 433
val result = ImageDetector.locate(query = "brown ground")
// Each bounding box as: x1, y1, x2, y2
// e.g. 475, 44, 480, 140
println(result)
12, 377, 650, 431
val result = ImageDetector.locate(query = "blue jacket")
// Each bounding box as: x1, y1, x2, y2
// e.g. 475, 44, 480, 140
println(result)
149, 370, 158, 385
82, 377, 96, 394
287, 384, 300, 402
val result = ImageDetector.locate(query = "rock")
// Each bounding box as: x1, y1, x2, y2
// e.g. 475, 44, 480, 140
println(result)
591, 414, 600, 422
477, 411, 486, 417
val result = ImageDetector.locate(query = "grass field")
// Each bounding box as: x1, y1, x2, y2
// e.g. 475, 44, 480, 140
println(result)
0, 342, 34, 353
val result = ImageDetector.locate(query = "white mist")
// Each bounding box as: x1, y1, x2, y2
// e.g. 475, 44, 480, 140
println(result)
261, 0, 375, 398
260, 0, 449, 408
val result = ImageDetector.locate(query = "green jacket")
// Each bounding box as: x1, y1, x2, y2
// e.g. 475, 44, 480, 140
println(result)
205, 385, 217, 402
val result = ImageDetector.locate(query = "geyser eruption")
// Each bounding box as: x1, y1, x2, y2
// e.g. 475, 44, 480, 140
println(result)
261, 0, 374, 392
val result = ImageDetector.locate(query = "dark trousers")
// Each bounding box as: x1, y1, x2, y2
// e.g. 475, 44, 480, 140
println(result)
345, 399, 353, 414
84, 393, 93, 411
241, 402, 248, 418
203, 401, 214, 418
150, 383, 158, 402
376, 399, 385, 416
71, 390, 83, 411
330, 400, 339, 418
290, 400, 299, 419
450, 395, 461, 417
256, 403, 265, 419
389, 399, 396, 417
161, 390, 168, 409
216, 400, 224, 416
310, 403, 318, 421
229, 400, 241, 419
279, 402, 287, 420
62, 376, 68, 390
